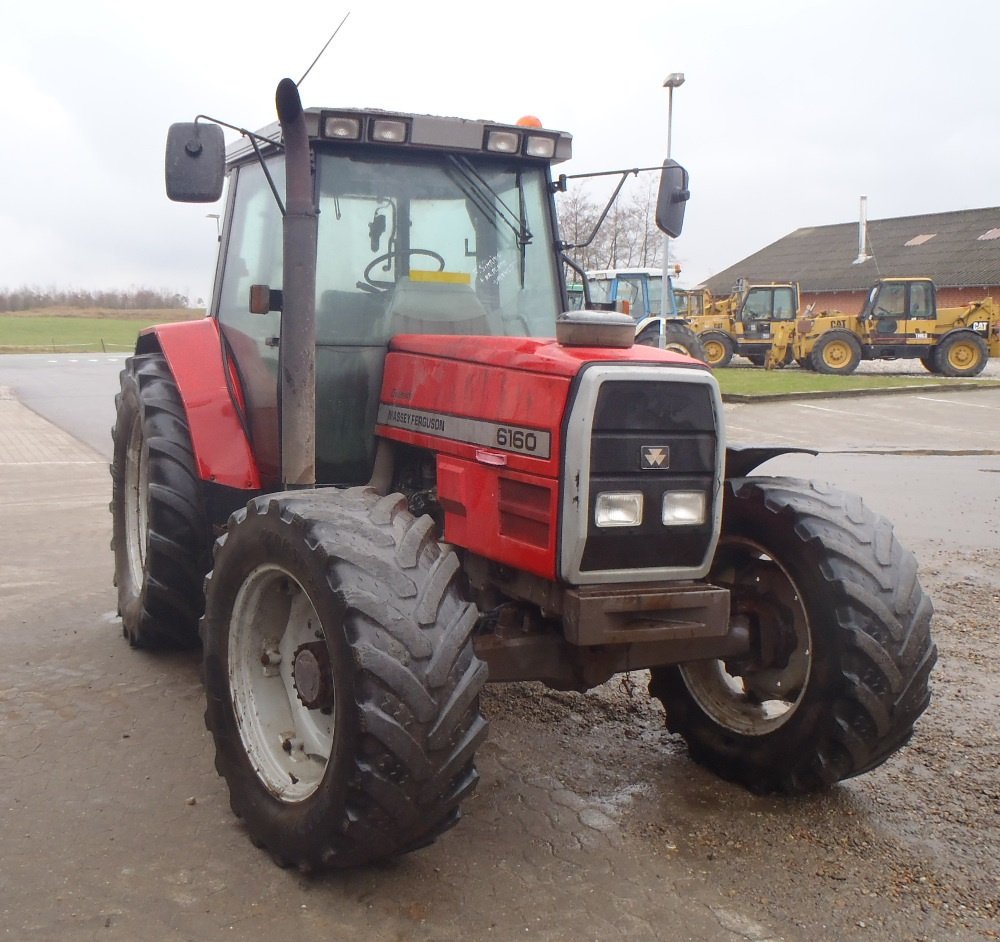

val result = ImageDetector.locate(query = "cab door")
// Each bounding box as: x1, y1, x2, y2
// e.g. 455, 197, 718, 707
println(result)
867, 281, 908, 344
739, 286, 796, 339
867, 281, 935, 352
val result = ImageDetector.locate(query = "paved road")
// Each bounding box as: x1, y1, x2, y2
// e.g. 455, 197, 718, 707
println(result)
0, 353, 125, 458
1, 355, 999, 941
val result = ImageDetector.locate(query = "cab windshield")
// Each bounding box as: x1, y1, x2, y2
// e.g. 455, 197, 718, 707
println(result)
313, 149, 562, 342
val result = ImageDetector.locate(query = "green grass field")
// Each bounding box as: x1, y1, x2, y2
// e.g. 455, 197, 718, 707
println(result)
713, 367, 999, 398
0, 310, 203, 353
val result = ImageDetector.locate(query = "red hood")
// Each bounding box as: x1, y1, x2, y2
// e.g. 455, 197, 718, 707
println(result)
387, 334, 706, 378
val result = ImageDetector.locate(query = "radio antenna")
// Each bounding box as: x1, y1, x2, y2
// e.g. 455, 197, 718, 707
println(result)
297, 11, 351, 87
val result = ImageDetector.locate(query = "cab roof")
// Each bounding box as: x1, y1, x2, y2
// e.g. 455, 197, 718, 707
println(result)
226, 106, 573, 167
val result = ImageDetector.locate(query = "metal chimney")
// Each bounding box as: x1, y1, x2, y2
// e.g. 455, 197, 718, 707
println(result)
853, 196, 871, 264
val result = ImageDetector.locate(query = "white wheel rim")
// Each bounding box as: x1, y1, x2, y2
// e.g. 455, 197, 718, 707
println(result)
124, 414, 149, 588
679, 537, 812, 735
228, 564, 335, 801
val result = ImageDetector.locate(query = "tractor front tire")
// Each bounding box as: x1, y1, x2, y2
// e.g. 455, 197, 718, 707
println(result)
810, 332, 862, 374
637, 321, 707, 362
935, 332, 988, 377
201, 488, 489, 870
649, 476, 936, 794
111, 353, 211, 648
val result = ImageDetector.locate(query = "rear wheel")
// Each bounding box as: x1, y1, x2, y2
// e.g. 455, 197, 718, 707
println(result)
699, 331, 734, 368
810, 332, 862, 374
636, 321, 707, 362
201, 487, 488, 869
110, 353, 211, 648
935, 332, 988, 377
649, 477, 936, 793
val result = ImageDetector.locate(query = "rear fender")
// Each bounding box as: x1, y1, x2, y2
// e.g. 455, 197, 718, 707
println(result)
136, 320, 261, 491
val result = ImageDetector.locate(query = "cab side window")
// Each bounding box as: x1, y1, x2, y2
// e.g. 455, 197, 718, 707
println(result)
910, 282, 933, 319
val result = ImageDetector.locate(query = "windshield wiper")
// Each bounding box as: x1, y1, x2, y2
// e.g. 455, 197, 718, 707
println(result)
446, 155, 532, 286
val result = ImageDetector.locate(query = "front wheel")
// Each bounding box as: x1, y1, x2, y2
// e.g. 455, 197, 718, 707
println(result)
201, 487, 488, 869
698, 331, 734, 368
810, 332, 862, 374
649, 477, 936, 793
636, 321, 707, 362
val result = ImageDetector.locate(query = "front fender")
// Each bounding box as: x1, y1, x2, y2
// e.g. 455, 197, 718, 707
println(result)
725, 445, 817, 479
136, 319, 261, 491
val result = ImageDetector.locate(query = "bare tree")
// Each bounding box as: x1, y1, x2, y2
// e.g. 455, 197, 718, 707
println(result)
556, 175, 665, 276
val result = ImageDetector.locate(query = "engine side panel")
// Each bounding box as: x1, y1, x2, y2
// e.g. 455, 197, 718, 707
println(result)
377, 349, 569, 579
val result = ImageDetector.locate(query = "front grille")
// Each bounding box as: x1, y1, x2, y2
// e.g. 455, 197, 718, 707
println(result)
560, 366, 723, 585
581, 380, 716, 572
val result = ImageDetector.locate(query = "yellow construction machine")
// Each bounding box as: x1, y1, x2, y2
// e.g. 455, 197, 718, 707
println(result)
766, 277, 1000, 375
688, 281, 800, 367
675, 286, 711, 319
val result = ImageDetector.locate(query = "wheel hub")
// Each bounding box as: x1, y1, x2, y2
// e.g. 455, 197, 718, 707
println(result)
825, 342, 849, 366
292, 642, 334, 710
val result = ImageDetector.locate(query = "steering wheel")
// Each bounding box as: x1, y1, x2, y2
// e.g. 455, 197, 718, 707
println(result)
361, 249, 446, 291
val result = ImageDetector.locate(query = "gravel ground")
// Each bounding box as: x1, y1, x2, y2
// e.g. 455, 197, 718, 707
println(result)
727, 353, 1000, 379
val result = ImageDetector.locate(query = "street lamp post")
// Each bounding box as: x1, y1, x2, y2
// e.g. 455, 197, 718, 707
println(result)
661, 72, 685, 320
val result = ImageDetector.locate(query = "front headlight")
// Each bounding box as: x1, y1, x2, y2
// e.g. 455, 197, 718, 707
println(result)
662, 491, 707, 526
595, 492, 644, 528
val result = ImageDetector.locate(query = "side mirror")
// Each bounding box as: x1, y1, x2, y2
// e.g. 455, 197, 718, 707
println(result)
655, 159, 690, 238
165, 122, 225, 203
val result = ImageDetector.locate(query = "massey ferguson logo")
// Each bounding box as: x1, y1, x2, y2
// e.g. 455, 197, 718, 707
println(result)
641, 445, 670, 469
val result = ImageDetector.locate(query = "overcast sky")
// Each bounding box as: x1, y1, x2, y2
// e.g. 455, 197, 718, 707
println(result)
3, 0, 998, 303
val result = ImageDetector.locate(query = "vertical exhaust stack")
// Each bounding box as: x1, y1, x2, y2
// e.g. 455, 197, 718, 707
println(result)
853, 196, 871, 265
276, 78, 317, 489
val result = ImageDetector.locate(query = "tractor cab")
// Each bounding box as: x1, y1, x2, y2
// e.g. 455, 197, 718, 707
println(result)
584, 268, 674, 320
211, 118, 570, 486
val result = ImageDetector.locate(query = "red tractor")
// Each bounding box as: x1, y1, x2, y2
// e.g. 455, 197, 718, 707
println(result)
111, 79, 935, 870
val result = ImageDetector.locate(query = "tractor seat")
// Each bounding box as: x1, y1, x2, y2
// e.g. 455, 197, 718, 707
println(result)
384, 275, 494, 336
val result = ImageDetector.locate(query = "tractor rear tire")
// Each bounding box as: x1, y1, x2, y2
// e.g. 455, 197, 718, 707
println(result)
698, 331, 734, 368
920, 352, 941, 374
201, 487, 488, 870
810, 332, 862, 374
649, 476, 936, 794
935, 332, 988, 377
111, 353, 211, 648
636, 322, 707, 362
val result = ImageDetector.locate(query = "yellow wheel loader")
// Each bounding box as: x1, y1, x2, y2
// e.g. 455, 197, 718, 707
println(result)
688, 282, 799, 368
766, 277, 1000, 375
